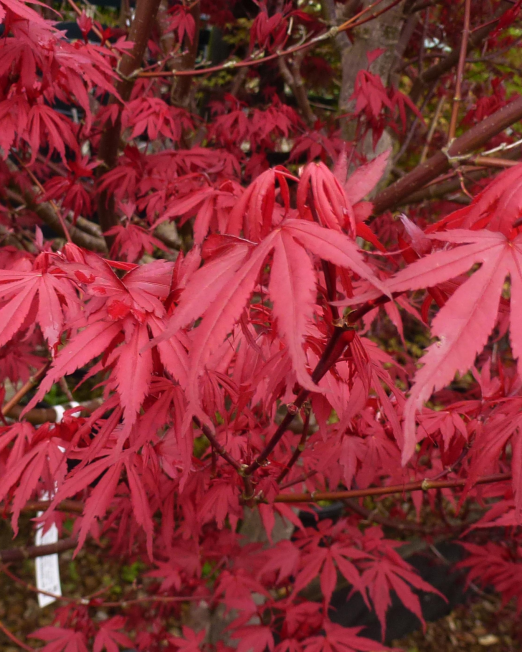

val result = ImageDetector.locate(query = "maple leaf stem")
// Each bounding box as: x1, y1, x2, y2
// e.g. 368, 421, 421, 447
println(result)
192, 417, 242, 472
447, 0, 471, 144
273, 472, 512, 503
1, 360, 51, 417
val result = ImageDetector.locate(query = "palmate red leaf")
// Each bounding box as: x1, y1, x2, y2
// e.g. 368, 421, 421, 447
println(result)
283, 220, 390, 297
169, 626, 206, 652
297, 162, 356, 234
361, 559, 439, 639
302, 622, 391, 652
0, 266, 78, 347
29, 627, 89, 652
73, 458, 123, 553
111, 321, 153, 428
158, 220, 387, 423
232, 626, 275, 652
93, 617, 134, 652
0, 437, 66, 533
174, 231, 278, 426
26, 104, 78, 164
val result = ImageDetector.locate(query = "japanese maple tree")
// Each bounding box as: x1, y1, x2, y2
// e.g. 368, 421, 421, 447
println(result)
2, 0, 522, 650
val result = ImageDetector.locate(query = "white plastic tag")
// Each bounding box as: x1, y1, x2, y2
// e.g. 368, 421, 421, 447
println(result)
35, 513, 62, 608
34, 410, 73, 608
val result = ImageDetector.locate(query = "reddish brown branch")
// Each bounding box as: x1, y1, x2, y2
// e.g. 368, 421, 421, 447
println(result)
273, 472, 511, 503
0, 620, 33, 652
0, 537, 78, 563
448, 0, 471, 143
372, 95, 522, 214
2, 360, 51, 417
5, 187, 107, 253
6, 399, 103, 425
277, 408, 311, 484
193, 417, 242, 472
409, 1, 512, 103
246, 327, 353, 476
138, 0, 403, 80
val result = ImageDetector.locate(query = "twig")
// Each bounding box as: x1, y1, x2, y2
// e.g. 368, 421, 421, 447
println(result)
448, 0, 471, 143
409, 1, 511, 102
13, 155, 71, 244
245, 327, 354, 476
277, 408, 311, 484
137, 0, 402, 79
1, 360, 51, 417
0, 620, 33, 652
5, 399, 104, 425
273, 472, 511, 503
192, 417, 242, 472
4, 187, 107, 253
0, 537, 78, 563
420, 94, 445, 163
278, 53, 317, 127
343, 498, 475, 534
373, 95, 522, 214
1, 564, 73, 602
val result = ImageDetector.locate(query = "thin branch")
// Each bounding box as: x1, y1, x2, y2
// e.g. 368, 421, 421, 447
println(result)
1, 564, 73, 602
278, 51, 317, 127
409, 1, 512, 102
6, 399, 103, 425
420, 94, 445, 163
277, 408, 311, 484
0, 537, 78, 563
447, 0, 471, 143
192, 417, 242, 472
343, 498, 476, 534
469, 155, 520, 169
137, 0, 403, 79
0, 620, 34, 652
2, 360, 51, 417
4, 187, 107, 253
245, 326, 353, 476
273, 472, 511, 503
373, 95, 522, 214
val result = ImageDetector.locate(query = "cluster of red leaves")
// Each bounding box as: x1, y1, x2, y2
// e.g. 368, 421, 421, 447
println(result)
1, 0, 522, 650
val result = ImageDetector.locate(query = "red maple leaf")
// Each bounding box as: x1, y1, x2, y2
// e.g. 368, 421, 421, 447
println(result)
29, 627, 89, 652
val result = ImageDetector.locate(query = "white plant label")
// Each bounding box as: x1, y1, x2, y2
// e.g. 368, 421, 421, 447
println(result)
35, 515, 62, 608
34, 413, 74, 608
